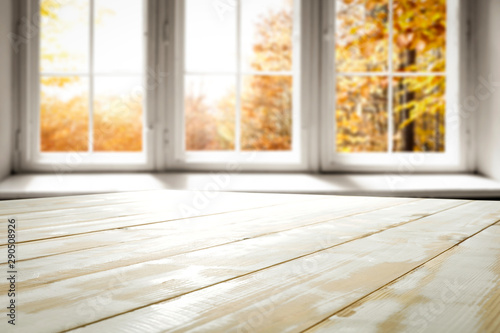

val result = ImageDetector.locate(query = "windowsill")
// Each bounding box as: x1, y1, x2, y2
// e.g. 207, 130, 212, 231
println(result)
1, 172, 500, 200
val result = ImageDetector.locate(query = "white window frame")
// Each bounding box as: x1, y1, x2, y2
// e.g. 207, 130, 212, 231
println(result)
14, 0, 471, 173
320, 0, 470, 172
162, 0, 313, 172
19, 0, 156, 172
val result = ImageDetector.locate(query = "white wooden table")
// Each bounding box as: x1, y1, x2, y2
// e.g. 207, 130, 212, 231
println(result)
1, 190, 499, 332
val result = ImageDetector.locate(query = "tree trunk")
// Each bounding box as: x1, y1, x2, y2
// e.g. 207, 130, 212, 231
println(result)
399, 49, 416, 151
435, 108, 440, 150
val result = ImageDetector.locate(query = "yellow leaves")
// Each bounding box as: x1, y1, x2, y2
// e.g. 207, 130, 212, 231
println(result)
335, 0, 390, 72
336, 76, 389, 152
185, 85, 236, 151
396, 32, 414, 48
336, 73, 445, 153
40, 0, 60, 19
337, 0, 446, 73
41, 95, 89, 152
251, 9, 293, 72
390, 75, 445, 151
393, 100, 417, 114
93, 96, 143, 152
416, 39, 427, 52
41, 76, 79, 88
40, 78, 143, 152
392, 0, 446, 72
240, 75, 292, 151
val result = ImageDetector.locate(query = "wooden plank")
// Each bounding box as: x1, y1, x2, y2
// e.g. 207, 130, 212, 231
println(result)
0, 191, 320, 244
1, 189, 294, 213
1, 193, 379, 231
0, 199, 477, 333
1, 195, 416, 263
0, 190, 166, 215
0, 190, 305, 228
3, 197, 431, 287
306, 223, 500, 333
0, 195, 409, 245
55, 201, 500, 333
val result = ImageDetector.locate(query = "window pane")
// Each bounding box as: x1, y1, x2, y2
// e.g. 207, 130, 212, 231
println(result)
185, 76, 235, 151
241, 75, 292, 150
393, 0, 446, 72
336, 76, 388, 152
40, 0, 89, 73
40, 76, 89, 152
241, 0, 294, 72
335, 0, 389, 72
393, 76, 445, 152
93, 77, 143, 152
94, 0, 144, 74
185, 0, 236, 73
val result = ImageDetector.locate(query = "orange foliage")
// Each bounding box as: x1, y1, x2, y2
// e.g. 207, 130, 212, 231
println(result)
93, 94, 143, 152
392, 75, 445, 151
241, 2, 293, 151
41, 0, 445, 154
184, 86, 235, 151
241, 75, 292, 150
41, 83, 143, 152
185, 0, 293, 151
40, 1, 142, 152
393, 0, 446, 72
41, 88, 89, 152
336, 0, 446, 152
336, 76, 388, 152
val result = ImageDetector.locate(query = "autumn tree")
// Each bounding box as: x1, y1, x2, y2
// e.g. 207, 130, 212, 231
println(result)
185, 82, 235, 150
241, 1, 293, 151
40, 0, 88, 151
185, 0, 293, 151
336, 0, 446, 152
40, 0, 143, 152
393, 0, 446, 152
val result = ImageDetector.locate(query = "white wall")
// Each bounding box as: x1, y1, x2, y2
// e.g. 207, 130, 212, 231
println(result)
0, 0, 13, 180
475, 0, 500, 181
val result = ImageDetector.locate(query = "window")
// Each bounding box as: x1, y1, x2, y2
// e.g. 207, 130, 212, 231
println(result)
169, 0, 303, 169
17, 0, 468, 172
321, 0, 464, 171
22, 0, 151, 171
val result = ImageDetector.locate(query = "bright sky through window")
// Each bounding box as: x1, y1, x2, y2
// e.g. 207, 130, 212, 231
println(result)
40, 0, 145, 152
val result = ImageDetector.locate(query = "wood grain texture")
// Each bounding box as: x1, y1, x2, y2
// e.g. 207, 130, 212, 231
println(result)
1, 195, 417, 264
65, 201, 500, 333
3, 198, 450, 291
0, 190, 498, 333
0, 190, 314, 244
306, 223, 500, 333
1, 197, 426, 332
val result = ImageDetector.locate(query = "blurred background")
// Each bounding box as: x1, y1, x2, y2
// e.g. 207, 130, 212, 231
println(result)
0, 0, 499, 200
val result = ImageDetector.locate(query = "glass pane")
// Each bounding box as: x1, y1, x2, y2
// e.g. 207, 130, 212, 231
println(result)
393, 76, 445, 152
94, 0, 144, 74
40, 0, 89, 73
241, 75, 292, 150
336, 76, 388, 152
185, 76, 235, 150
335, 0, 389, 72
185, 0, 236, 73
93, 77, 143, 152
393, 0, 446, 72
40, 76, 89, 152
241, 0, 294, 72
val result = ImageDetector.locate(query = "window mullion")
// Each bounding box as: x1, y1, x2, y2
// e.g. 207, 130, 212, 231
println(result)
88, 0, 95, 153
235, 0, 242, 153
387, 0, 394, 154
